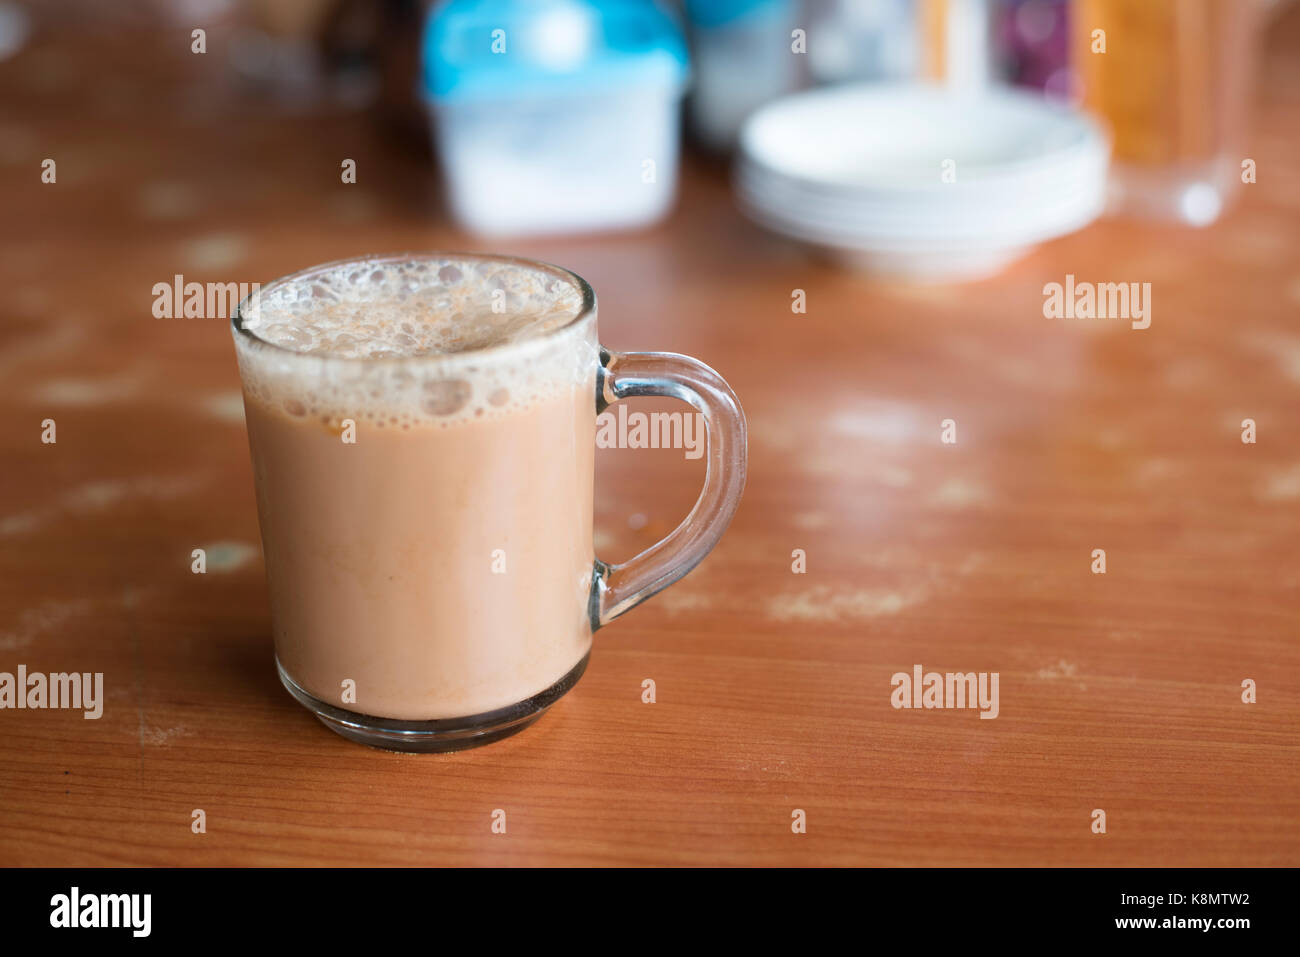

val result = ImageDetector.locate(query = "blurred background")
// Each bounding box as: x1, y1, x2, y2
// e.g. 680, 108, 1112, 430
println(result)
3, 0, 1300, 867
1, 0, 1295, 277
3, 0, 1290, 239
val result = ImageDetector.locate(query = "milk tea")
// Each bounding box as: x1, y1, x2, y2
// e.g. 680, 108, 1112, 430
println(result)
233, 258, 597, 720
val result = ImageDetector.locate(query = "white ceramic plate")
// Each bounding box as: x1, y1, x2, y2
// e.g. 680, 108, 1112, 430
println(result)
735, 82, 1110, 280
740, 83, 1106, 190
735, 160, 1107, 237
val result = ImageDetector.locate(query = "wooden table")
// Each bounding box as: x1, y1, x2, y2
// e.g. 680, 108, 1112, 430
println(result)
2, 8, 1298, 867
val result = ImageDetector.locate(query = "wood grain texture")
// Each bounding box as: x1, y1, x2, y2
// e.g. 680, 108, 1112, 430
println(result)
1, 8, 1298, 867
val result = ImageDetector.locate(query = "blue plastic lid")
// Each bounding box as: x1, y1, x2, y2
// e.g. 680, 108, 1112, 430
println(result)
423, 0, 689, 102
683, 0, 790, 29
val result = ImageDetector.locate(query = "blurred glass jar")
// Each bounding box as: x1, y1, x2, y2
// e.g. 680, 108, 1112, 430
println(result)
810, 0, 922, 86
1072, 0, 1259, 226
684, 0, 802, 151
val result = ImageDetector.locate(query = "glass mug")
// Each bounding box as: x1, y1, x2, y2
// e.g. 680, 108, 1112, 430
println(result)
231, 253, 746, 751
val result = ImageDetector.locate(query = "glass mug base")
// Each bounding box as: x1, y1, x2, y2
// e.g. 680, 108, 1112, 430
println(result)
276, 655, 590, 753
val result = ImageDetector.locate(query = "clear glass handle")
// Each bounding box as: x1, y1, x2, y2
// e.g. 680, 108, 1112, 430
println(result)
590, 348, 747, 629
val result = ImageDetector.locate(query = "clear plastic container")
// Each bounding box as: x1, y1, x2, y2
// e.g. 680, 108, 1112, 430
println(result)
422, 0, 689, 236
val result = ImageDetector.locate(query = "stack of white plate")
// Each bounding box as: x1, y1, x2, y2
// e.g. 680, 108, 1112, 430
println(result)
735, 84, 1110, 281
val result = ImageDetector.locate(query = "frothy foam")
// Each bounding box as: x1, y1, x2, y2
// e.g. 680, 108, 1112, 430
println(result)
241, 257, 585, 359
232, 256, 597, 428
